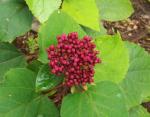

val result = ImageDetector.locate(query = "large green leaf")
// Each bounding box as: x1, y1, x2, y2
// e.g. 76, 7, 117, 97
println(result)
61, 81, 128, 117
38, 11, 86, 63
36, 64, 63, 92
94, 35, 129, 83
0, 43, 26, 81
96, 0, 133, 21
0, 1, 32, 42
0, 68, 59, 117
62, 0, 100, 31
129, 106, 150, 117
25, 0, 61, 23
121, 42, 150, 109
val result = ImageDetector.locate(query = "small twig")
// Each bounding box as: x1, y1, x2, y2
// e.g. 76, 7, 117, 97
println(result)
59, 0, 64, 9
42, 83, 65, 95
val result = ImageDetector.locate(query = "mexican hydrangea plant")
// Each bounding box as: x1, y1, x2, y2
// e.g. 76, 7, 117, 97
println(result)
0, 0, 150, 117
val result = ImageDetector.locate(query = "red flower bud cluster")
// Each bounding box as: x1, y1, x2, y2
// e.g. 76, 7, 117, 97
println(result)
47, 32, 101, 87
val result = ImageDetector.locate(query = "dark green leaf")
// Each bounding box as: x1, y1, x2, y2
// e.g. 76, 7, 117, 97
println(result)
36, 64, 63, 92
0, 43, 26, 81
27, 60, 43, 74
0, 68, 59, 117
0, 1, 33, 42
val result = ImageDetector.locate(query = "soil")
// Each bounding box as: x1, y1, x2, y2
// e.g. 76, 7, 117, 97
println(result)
12, 0, 150, 112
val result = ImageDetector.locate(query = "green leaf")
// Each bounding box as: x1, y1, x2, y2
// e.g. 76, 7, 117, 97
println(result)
38, 10, 86, 63
25, 0, 61, 23
129, 106, 150, 117
0, 68, 59, 117
0, 1, 32, 42
27, 60, 43, 74
0, 43, 26, 81
81, 23, 107, 37
81, 26, 101, 38
96, 0, 133, 21
61, 81, 128, 117
121, 42, 150, 109
36, 64, 63, 92
62, 0, 100, 31
94, 35, 129, 83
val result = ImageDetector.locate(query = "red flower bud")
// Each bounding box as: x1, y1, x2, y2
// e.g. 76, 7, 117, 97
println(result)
47, 32, 101, 87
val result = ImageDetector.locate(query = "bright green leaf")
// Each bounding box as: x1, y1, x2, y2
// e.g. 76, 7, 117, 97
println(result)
36, 64, 63, 92
62, 0, 100, 31
94, 35, 129, 83
129, 106, 150, 117
25, 0, 61, 23
0, 68, 59, 117
121, 42, 150, 109
0, 43, 26, 81
38, 11, 86, 63
0, 1, 32, 42
61, 81, 128, 117
96, 0, 134, 21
